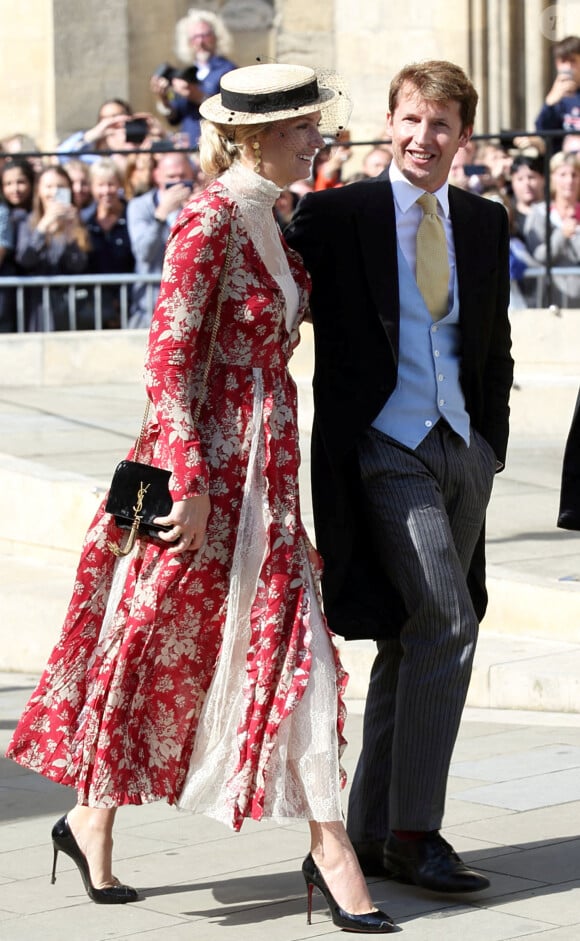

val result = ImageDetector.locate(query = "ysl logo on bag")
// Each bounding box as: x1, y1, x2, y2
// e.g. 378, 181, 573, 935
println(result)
108, 481, 152, 558
133, 482, 150, 517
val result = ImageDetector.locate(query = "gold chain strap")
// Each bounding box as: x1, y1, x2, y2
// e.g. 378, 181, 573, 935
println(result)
133, 221, 234, 461
108, 481, 151, 557
193, 222, 234, 425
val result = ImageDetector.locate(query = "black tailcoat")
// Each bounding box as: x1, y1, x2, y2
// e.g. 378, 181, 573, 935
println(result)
558, 389, 580, 531
285, 173, 513, 640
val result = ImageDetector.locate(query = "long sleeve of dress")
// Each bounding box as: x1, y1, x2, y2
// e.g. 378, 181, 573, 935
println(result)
144, 198, 232, 501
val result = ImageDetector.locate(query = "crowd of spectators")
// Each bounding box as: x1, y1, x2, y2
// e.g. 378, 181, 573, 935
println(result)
0, 7, 222, 332
0, 139, 206, 332
296, 34, 580, 311
0, 22, 579, 332
150, 9, 236, 149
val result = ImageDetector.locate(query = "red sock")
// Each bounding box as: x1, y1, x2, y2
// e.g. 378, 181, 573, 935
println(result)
392, 829, 429, 841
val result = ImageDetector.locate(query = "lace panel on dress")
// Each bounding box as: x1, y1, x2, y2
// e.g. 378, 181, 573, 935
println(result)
177, 368, 343, 826
221, 162, 299, 332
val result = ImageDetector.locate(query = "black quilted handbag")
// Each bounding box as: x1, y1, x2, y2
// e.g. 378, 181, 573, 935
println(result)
105, 458, 173, 553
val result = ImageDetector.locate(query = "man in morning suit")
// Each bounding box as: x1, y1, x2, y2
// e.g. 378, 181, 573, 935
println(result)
285, 60, 513, 893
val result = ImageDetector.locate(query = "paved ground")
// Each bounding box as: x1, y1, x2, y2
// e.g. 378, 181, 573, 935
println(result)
1, 677, 580, 940
1, 375, 580, 938
1, 380, 580, 582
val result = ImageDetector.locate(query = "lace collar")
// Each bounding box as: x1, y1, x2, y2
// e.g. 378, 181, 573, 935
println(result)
218, 160, 299, 334
220, 161, 282, 210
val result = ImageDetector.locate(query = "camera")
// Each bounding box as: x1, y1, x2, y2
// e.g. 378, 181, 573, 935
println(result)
176, 66, 199, 85
125, 118, 149, 145
153, 62, 198, 85
154, 62, 178, 83
464, 164, 489, 176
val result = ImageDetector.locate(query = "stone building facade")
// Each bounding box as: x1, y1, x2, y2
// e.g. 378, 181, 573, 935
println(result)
0, 0, 578, 151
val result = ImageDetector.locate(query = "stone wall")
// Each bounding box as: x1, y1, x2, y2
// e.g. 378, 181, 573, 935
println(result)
0, 0, 579, 151
332, 0, 470, 144
0, 0, 55, 147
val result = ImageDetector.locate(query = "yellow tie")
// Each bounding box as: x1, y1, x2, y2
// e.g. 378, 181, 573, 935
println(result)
415, 193, 449, 321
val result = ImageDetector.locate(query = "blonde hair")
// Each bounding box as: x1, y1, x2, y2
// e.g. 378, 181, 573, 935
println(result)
89, 156, 124, 186
175, 8, 233, 64
63, 157, 90, 180
123, 152, 155, 199
549, 150, 580, 197
199, 119, 269, 178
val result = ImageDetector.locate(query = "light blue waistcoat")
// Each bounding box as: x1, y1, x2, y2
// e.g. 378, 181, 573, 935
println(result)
372, 242, 470, 449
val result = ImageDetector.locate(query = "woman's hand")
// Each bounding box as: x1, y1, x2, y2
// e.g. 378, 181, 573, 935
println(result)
561, 211, 578, 240
38, 202, 74, 235
154, 494, 211, 555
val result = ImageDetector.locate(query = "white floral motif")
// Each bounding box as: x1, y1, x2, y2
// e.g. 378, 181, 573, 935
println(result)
6, 176, 347, 829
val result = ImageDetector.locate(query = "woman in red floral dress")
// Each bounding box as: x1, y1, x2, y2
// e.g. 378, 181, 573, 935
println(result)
6, 64, 394, 933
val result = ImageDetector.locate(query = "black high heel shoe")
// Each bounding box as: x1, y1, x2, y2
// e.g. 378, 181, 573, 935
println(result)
51, 815, 139, 904
302, 853, 395, 933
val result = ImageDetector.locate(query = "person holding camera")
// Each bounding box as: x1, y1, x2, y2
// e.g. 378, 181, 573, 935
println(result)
536, 35, 580, 152
58, 100, 170, 174
126, 151, 198, 327
150, 9, 236, 149
57, 99, 133, 165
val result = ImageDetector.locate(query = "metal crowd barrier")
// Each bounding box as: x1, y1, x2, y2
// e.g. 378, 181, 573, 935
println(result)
2, 128, 579, 324
519, 267, 580, 310
0, 273, 161, 331
0, 266, 578, 335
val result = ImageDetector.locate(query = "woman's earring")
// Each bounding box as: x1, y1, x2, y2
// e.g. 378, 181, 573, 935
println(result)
252, 140, 262, 173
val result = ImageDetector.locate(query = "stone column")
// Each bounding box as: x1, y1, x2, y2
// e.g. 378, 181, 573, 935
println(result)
0, 0, 56, 148
54, 0, 131, 144
1, 0, 134, 149
524, 0, 551, 131
468, 0, 489, 131
273, 0, 334, 65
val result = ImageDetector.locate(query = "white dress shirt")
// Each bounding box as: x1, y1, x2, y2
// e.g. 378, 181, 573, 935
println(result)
388, 161, 456, 303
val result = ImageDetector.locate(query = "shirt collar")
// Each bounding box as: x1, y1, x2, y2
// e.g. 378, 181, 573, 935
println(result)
389, 161, 450, 217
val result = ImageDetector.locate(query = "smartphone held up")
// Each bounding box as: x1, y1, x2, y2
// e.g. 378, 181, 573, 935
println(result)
54, 187, 72, 205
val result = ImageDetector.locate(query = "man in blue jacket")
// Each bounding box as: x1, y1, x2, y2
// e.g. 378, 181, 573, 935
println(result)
535, 35, 580, 151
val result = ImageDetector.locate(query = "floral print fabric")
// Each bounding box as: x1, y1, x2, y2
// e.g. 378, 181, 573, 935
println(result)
6, 180, 347, 830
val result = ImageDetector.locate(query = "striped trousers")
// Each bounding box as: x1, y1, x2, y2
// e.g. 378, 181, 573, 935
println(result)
346, 420, 497, 840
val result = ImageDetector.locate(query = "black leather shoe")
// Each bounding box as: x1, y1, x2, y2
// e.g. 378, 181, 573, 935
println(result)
384, 831, 490, 893
302, 854, 395, 933
51, 815, 139, 904
352, 840, 388, 877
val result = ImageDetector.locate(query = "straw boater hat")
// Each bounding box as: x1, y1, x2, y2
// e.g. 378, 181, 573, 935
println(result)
199, 63, 351, 138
